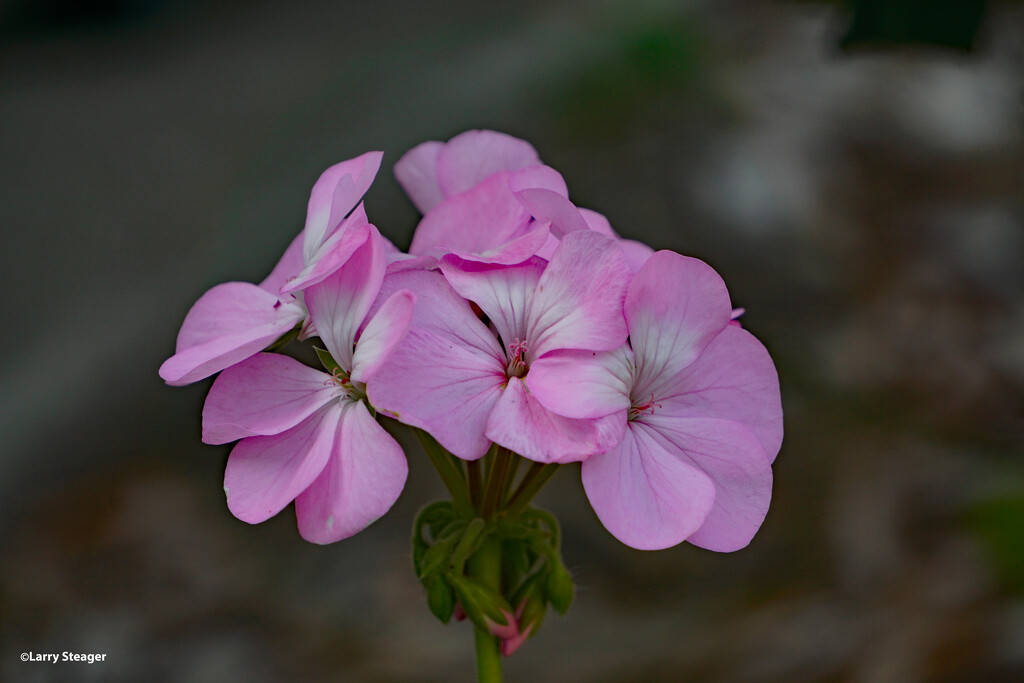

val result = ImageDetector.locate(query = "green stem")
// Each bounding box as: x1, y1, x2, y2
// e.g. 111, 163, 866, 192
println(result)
505, 463, 560, 516
414, 429, 474, 518
467, 534, 504, 682
467, 458, 483, 511
481, 448, 514, 518
502, 456, 522, 507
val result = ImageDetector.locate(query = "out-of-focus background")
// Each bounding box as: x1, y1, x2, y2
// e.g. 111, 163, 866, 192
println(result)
1, 0, 1022, 680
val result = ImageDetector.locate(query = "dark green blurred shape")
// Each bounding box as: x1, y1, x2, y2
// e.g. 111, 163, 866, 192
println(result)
841, 0, 988, 51
970, 491, 1024, 596
547, 18, 703, 142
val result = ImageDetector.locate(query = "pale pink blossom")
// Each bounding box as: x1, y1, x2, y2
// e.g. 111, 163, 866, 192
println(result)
576, 251, 783, 551
201, 227, 415, 543
368, 230, 631, 463
395, 130, 567, 266
159, 153, 381, 385
396, 130, 655, 272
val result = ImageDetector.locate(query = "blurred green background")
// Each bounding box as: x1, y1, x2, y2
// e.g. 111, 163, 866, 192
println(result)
1, 1, 1022, 680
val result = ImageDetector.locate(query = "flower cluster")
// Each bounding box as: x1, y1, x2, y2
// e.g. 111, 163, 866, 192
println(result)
161, 130, 782, 656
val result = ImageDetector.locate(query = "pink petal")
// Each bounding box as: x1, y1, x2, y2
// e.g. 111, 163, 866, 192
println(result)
159, 282, 304, 386
385, 253, 439, 274
409, 172, 531, 261
534, 232, 561, 260
295, 400, 408, 544
438, 256, 546, 348
259, 232, 304, 293
485, 378, 626, 464
639, 416, 772, 552
619, 239, 655, 273
305, 226, 387, 372
202, 353, 337, 445
501, 623, 534, 656
367, 269, 507, 461
526, 230, 631, 357
450, 223, 551, 266
514, 188, 589, 238
627, 251, 732, 399
581, 421, 716, 550
436, 130, 540, 198
223, 403, 341, 524
350, 289, 416, 383
578, 208, 618, 238
507, 164, 568, 198
525, 347, 633, 419
394, 140, 444, 214
281, 210, 371, 295
653, 325, 783, 462
302, 152, 383, 264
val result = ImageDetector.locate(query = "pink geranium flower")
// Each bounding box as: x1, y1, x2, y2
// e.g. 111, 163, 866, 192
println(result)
573, 251, 783, 551
395, 130, 571, 266
158, 153, 381, 385
369, 230, 631, 463
201, 227, 415, 543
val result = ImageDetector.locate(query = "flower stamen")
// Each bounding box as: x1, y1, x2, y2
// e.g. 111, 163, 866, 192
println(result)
506, 338, 529, 378
628, 393, 661, 421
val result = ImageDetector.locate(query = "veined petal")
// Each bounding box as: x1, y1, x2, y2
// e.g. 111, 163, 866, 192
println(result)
350, 289, 416, 383
448, 222, 551, 266
439, 256, 546, 348
305, 225, 387, 372
202, 353, 337, 444
485, 378, 626, 464
394, 140, 444, 214
303, 152, 383, 264
281, 210, 371, 295
368, 269, 507, 460
526, 230, 630, 358
295, 400, 408, 544
581, 421, 716, 550
436, 130, 540, 197
627, 251, 732, 398
409, 172, 531, 260
526, 346, 633, 419
514, 188, 589, 238
223, 402, 341, 524
160, 282, 303, 385
639, 416, 772, 552
259, 232, 304, 294
653, 325, 783, 462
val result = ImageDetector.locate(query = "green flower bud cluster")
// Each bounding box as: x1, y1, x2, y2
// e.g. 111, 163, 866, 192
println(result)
412, 500, 574, 651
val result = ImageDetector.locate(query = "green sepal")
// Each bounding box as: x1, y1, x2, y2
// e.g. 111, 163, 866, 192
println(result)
424, 574, 456, 624
445, 572, 514, 631
520, 507, 561, 549
314, 346, 342, 375
546, 560, 574, 615
450, 517, 487, 573
504, 538, 534, 580
412, 501, 456, 574
517, 589, 547, 638
264, 323, 302, 353
418, 535, 459, 580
